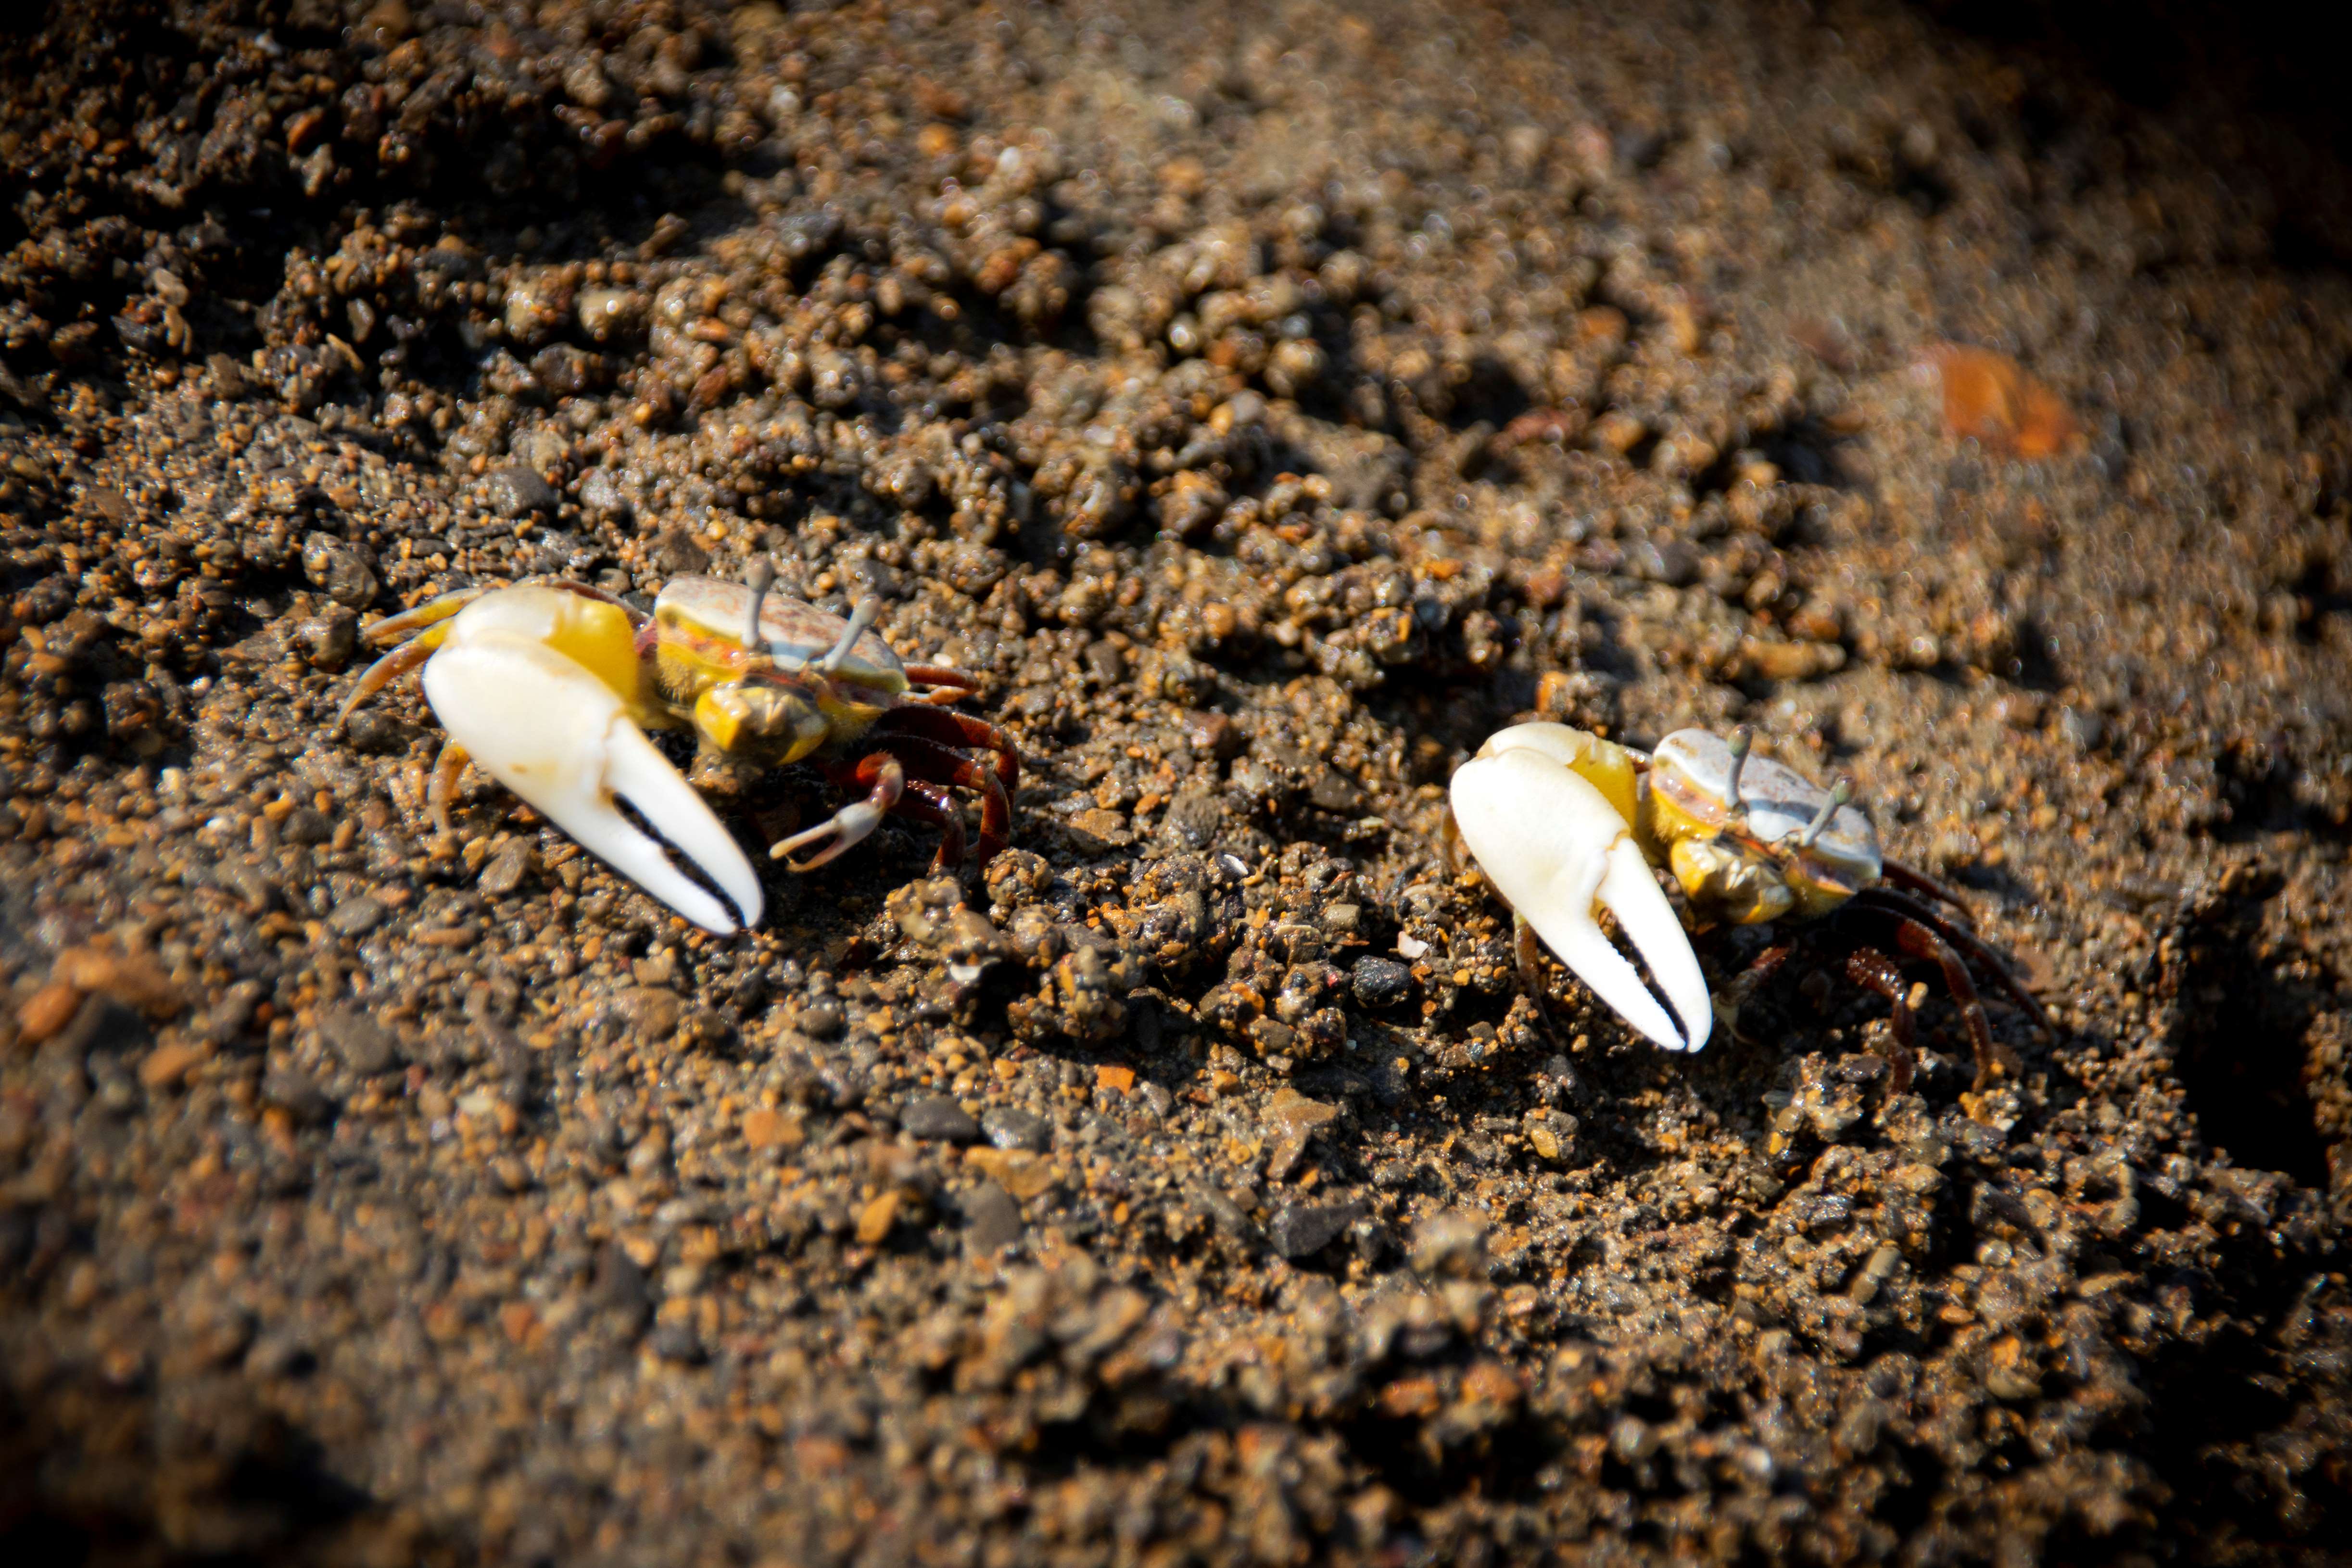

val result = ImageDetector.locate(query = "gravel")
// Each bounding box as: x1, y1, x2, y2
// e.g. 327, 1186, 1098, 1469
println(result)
1, 0, 2349, 1562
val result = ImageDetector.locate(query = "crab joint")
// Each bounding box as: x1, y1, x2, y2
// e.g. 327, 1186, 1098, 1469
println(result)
1450, 723, 1712, 1052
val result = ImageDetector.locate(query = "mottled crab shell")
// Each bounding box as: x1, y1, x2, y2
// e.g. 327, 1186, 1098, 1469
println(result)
1643, 728, 1881, 922
652, 576, 909, 695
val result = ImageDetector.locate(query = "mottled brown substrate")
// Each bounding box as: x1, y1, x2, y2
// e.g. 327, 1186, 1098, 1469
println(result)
1, 1, 2347, 1563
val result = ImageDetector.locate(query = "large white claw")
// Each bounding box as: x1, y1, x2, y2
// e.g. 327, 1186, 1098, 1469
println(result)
1451, 730, 1712, 1052
420, 634, 764, 936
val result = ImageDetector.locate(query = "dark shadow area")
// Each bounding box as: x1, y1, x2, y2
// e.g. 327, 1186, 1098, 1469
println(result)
0, 1377, 375, 1568
1339, 1408, 1565, 1509
1913, 0, 2352, 264
2163, 874, 2333, 1189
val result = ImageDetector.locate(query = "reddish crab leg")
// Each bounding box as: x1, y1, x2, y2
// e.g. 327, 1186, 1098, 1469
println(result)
884, 734, 1014, 864
776, 751, 905, 870
1851, 886, 2049, 1031
887, 779, 968, 870
902, 664, 982, 695
1841, 947, 1919, 1095
1879, 857, 1976, 920
1891, 915, 2002, 1088
872, 705, 1021, 791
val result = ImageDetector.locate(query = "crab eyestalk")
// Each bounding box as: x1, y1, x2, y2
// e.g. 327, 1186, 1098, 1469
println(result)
743, 558, 776, 649
1449, 723, 1712, 1053
815, 596, 881, 676
1722, 724, 1754, 819
1796, 778, 1854, 849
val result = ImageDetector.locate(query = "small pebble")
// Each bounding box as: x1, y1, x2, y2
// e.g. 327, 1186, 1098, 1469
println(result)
318, 1009, 401, 1075
610, 987, 683, 1043
15, 982, 83, 1046
961, 1181, 1024, 1251
282, 807, 332, 846
328, 895, 387, 937
846, 556, 902, 599
649, 1323, 705, 1364
297, 607, 358, 670
1083, 639, 1127, 685
742, 1108, 803, 1151
1268, 1199, 1362, 1259
856, 1191, 903, 1245
1411, 1210, 1489, 1277
138, 1042, 202, 1089
593, 1245, 651, 1321
486, 465, 558, 518
980, 1106, 1051, 1152
262, 1063, 332, 1124
1351, 956, 1413, 1008
1183, 710, 1242, 758
478, 840, 536, 897
901, 1095, 981, 1142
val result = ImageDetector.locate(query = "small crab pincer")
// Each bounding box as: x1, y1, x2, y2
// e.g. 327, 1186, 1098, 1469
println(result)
1451, 721, 2049, 1088
337, 567, 1019, 937
1449, 724, 1713, 1052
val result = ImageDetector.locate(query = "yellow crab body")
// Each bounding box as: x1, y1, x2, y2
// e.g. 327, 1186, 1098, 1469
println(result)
338, 570, 1021, 936
1451, 721, 2045, 1086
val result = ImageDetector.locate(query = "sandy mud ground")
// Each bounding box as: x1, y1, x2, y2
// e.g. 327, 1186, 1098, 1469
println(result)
2, 0, 2349, 1562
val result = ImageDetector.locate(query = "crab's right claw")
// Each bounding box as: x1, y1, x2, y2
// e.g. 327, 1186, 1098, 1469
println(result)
1450, 741, 1712, 1052
419, 635, 763, 936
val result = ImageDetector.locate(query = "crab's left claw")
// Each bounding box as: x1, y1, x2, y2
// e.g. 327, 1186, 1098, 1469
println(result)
420, 634, 764, 936
1451, 732, 1712, 1052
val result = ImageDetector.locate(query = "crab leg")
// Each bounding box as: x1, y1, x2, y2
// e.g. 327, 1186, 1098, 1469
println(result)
1850, 886, 2048, 1030
1450, 738, 1712, 1052
868, 708, 1020, 859
419, 632, 763, 935
1889, 915, 2003, 1087
897, 706, 1021, 792
335, 634, 443, 733
865, 710, 1011, 799
890, 779, 968, 869
901, 664, 982, 698
427, 741, 470, 832
1879, 857, 1975, 921
1842, 948, 1919, 1095
773, 751, 903, 871
868, 730, 1017, 865
357, 588, 491, 648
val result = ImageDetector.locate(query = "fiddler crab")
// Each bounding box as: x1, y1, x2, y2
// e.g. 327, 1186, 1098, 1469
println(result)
1449, 722, 2047, 1090
335, 563, 1019, 936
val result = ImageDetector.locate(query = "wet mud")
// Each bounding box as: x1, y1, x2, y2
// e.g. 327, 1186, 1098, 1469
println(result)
1, 1, 2348, 1562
